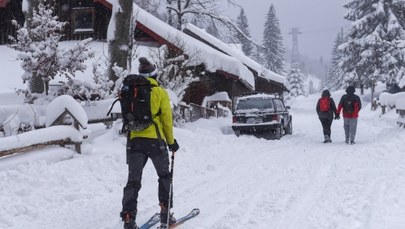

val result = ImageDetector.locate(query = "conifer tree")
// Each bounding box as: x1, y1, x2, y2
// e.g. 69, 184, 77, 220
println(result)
340, 0, 405, 90
235, 9, 253, 56
327, 29, 347, 90
286, 65, 305, 97
262, 4, 285, 74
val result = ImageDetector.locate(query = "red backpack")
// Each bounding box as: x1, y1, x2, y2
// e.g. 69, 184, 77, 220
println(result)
319, 97, 330, 112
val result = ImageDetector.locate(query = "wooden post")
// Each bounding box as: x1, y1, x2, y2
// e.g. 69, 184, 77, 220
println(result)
381, 105, 386, 115
73, 120, 82, 154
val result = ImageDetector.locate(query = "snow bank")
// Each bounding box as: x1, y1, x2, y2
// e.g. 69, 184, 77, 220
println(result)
0, 125, 82, 152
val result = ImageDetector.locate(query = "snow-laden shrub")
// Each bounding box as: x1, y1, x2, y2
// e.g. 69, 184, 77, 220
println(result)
9, 2, 95, 102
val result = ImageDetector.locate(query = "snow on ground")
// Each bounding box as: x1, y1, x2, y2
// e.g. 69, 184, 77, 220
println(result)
0, 89, 405, 229
1, 43, 405, 229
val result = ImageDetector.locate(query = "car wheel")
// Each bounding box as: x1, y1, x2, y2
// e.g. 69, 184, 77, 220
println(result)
286, 120, 293, 135
235, 130, 241, 137
275, 125, 283, 140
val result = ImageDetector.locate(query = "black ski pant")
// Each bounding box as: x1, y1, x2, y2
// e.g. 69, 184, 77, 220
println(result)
319, 118, 333, 136
122, 137, 172, 217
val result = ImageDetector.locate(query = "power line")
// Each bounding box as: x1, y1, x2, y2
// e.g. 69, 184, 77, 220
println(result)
300, 25, 350, 34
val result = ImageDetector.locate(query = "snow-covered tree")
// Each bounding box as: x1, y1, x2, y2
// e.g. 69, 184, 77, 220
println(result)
107, 0, 133, 82
340, 0, 405, 91
235, 9, 253, 56
262, 4, 285, 74
148, 35, 202, 101
57, 60, 114, 102
327, 29, 347, 90
286, 65, 305, 97
252, 44, 265, 66
10, 2, 94, 102
165, 0, 253, 43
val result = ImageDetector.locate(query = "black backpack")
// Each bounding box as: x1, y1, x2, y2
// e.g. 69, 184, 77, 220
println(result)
342, 95, 355, 114
108, 74, 157, 131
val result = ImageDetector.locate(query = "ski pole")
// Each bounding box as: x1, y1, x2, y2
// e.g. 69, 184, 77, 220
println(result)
166, 150, 175, 228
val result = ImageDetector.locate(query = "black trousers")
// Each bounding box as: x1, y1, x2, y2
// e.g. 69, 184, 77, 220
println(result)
122, 137, 171, 216
319, 118, 333, 136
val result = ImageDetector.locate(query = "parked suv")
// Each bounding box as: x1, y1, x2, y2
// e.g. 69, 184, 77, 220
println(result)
231, 94, 292, 139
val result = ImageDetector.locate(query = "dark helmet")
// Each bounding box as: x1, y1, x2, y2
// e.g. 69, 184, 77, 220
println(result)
321, 89, 331, 97
346, 85, 355, 94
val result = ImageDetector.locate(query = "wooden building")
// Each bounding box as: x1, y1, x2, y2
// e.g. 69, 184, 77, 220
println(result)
183, 23, 287, 96
1, 1, 264, 107
133, 5, 255, 106
0, 0, 24, 45
0, 0, 112, 45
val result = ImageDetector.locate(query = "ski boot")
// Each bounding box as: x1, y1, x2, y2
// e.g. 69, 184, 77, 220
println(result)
121, 211, 139, 229
159, 204, 176, 228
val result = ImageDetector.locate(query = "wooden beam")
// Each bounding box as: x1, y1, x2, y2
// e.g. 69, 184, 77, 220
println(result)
0, 138, 81, 157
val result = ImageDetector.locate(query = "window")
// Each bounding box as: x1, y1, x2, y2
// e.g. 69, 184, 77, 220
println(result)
72, 7, 95, 34
237, 97, 274, 110
273, 99, 286, 111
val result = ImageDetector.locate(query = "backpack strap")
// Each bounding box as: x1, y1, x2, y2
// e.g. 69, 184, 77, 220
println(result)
152, 109, 166, 151
106, 98, 120, 116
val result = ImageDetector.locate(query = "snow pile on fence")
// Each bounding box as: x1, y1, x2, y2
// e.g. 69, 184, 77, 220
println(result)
379, 92, 405, 108
396, 94, 405, 110
0, 104, 46, 136
201, 92, 231, 107
0, 126, 82, 152
1, 95, 120, 136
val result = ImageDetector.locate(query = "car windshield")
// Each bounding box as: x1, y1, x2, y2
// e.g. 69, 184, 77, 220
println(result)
236, 97, 274, 110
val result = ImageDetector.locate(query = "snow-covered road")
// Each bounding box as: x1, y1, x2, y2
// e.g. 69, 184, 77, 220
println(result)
1, 93, 405, 229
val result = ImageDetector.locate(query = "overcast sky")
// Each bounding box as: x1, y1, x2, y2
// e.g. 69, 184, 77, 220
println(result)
224, 0, 350, 60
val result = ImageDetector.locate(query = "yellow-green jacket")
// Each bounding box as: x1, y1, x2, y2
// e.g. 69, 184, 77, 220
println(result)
129, 77, 175, 145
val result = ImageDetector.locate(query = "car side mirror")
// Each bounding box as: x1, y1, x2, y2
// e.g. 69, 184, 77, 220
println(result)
286, 106, 291, 110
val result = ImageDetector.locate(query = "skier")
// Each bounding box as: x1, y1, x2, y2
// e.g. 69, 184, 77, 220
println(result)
337, 85, 362, 144
316, 89, 339, 143
120, 57, 179, 229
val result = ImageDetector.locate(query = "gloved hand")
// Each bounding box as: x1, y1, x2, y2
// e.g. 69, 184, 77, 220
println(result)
168, 139, 179, 152
335, 114, 340, 120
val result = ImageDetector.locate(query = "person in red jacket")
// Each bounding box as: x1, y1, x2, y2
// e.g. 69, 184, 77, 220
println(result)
316, 90, 339, 143
336, 86, 362, 144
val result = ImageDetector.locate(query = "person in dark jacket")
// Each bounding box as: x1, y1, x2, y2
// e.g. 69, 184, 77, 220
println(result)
120, 58, 179, 229
316, 89, 339, 143
337, 85, 362, 144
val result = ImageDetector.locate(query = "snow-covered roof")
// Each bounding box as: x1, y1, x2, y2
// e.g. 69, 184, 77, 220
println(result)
184, 23, 286, 85
45, 95, 88, 128
133, 5, 255, 90
238, 93, 278, 100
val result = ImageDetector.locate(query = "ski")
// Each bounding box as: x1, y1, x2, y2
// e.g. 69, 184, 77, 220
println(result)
158, 208, 200, 229
139, 213, 160, 229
